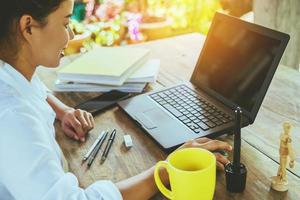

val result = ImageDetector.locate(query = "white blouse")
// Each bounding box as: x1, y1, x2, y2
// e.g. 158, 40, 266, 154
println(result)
0, 60, 122, 200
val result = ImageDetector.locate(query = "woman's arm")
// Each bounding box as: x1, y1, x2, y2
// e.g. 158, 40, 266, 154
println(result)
116, 166, 168, 200
46, 93, 73, 121
117, 138, 232, 200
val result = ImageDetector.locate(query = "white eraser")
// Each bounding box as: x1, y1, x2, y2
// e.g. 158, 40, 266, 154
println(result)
124, 135, 133, 148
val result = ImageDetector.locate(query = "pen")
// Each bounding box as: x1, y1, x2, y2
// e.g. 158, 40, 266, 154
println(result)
83, 130, 106, 161
87, 130, 108, 167
100, 129, 116, 164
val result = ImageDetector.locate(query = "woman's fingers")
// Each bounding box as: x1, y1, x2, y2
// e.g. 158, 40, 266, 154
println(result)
179, 138, 232, 153
73, 109, 95, 142
89, 113, 95, 128
83, 111, 93, 130
77, 110, 94, 131
87, 112, 95, 130
61, 109, 95, 142
194, 137, 212, 143
180, 139, 202, 148
69, 115, 85, 141
63, 124, 79, 141
216, 161, 225, 171
214, 153, 230, 166
75, 110, 89, 130
201, 140, 232, 152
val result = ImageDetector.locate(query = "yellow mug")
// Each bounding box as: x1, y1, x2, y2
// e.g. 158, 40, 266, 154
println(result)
154, 148, 216, 200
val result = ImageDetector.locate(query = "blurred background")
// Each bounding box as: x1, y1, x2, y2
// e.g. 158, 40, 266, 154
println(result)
68, 0, 252, 49
68, 0, 299, 70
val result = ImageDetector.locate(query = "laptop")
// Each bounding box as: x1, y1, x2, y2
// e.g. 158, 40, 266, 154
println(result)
118, 12, 290, 151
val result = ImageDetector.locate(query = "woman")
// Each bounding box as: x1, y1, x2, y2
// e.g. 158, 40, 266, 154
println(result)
0, 0, 232, 199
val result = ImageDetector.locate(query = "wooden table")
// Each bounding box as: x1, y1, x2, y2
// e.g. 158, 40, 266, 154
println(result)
38, 33, 300, 199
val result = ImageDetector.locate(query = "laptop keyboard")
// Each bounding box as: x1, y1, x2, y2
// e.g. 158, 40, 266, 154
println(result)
149, 85, 233, 134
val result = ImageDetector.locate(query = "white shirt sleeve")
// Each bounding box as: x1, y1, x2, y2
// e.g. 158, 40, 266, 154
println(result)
0, 108, 123, 200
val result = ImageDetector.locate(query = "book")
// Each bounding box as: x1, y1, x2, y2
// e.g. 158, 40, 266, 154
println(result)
58, 59, 160, 84
126, 59, 160, 83
57, 46, 150, 86
54, 80, 147, 93
54, 59, 160, 93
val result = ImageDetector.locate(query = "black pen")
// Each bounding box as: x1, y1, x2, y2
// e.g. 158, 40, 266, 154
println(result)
100, 129, 116, 164
87, 130, 108, 167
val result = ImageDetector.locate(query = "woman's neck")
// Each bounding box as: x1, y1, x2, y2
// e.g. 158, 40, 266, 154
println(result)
5, 50, 36, 82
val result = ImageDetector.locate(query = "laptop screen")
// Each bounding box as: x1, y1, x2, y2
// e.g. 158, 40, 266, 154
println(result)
191, 14, 283, 115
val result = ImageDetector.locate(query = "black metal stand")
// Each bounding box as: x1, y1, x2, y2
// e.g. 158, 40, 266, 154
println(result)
225, 107, 247, 193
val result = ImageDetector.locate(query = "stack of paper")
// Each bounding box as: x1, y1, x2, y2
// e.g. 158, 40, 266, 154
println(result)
54, 46, 160, 93
54, 81, 147, 93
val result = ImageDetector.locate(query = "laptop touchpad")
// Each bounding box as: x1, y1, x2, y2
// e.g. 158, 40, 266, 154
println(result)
135, 108, 172, 130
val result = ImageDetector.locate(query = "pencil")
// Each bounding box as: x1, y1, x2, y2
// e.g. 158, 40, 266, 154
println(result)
87, 130, 108, 167
83, 130, 106, 161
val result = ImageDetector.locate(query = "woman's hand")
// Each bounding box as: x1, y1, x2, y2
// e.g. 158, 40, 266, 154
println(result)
61, 108, 95, 142
178, 137, 232, 171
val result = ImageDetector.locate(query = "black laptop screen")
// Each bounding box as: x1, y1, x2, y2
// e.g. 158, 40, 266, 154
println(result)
191, 17, 282, 113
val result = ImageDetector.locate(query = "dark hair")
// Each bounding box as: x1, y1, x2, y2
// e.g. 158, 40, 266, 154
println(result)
0, 0, 65, 59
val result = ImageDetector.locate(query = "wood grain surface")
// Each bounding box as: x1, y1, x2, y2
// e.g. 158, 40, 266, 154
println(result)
38, 33, 300, 199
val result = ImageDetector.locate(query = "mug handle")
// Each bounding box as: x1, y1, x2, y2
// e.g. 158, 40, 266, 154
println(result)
154, 161, 173, 199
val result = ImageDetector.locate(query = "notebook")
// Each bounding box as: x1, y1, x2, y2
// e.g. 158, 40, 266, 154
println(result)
57, 46, 150, 86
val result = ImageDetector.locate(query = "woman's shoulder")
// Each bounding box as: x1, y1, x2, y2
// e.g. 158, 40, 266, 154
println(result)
0, 77, 28, 102
0, 87, 25, 114
0, 84, 38, 123
0, 103, 38, 125
0, 97, 48, 146
0, 95, 21, 116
